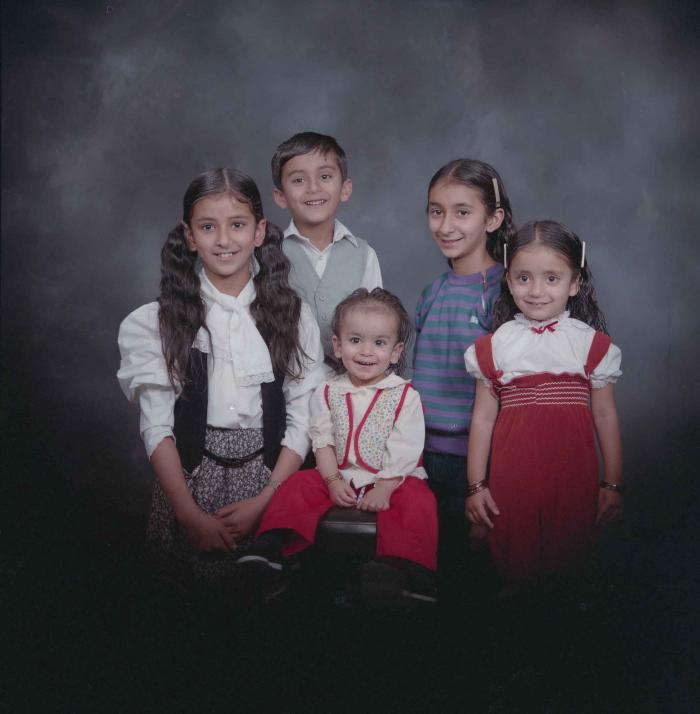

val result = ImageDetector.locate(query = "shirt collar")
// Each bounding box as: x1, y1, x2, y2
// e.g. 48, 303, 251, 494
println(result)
284, 219, 359, 248
331, 371, 408, 394
199, 268, 256, 311
514, 310, 570, 328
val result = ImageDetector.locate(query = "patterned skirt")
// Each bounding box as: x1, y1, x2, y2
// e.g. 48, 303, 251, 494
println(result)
144, 427, 271, 590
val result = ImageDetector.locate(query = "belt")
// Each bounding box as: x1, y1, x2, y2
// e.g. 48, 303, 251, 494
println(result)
202, 446, 264, 469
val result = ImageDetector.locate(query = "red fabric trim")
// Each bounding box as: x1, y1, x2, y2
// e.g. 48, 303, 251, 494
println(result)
353, 389, 383, 474
393, 383, 411, 424
474, 334, 503, 392
337, 392, 354, 469
584, 332, 612, 377
323, 383, 330, 409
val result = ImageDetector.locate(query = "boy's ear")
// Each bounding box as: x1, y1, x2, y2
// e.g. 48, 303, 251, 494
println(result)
339, 178, 353, 204
182, 221, 197, 252
332, 334, 342, 359
390, 341, 404, 365
486, 207, 505, 234
272, 188, 288, 210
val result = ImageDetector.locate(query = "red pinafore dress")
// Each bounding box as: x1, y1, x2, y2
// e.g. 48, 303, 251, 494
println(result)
473, 329, 612, 586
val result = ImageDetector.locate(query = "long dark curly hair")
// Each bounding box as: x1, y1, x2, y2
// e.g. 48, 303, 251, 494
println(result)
158, 168, 304, 387
427, 158, 516, 263
492, 219, 608, 333
330, 288, 414, 377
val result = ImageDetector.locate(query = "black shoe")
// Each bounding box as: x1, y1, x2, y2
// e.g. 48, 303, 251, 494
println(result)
401, 564, 438, 604
234, 541, 283, 572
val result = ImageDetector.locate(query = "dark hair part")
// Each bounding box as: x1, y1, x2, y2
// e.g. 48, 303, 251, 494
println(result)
271, 131, 347, 190
492, 219, 608, 333
158, 168, 305, 387
330, 288, 413, 377
427, 158, 515, 262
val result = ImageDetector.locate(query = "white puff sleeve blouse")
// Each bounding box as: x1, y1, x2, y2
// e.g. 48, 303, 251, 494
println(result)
117, 272, 325, 460
464, 312, 622, 389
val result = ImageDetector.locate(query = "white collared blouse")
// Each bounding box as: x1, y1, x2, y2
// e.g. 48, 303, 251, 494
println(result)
464, 312, 622, 389
117, 271, 325, 460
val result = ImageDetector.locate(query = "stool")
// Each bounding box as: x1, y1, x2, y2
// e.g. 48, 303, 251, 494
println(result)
316, 507, 377, 558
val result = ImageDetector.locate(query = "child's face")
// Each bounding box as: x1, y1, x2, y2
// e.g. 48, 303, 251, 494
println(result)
273, 150, 352, 231
506, 243, 580, 322
428, 181, 503, 273
184, 192, 265, 296
332, 306, 403, 387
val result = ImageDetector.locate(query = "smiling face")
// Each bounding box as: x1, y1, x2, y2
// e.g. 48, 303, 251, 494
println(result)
184, 192, 265, 296
332, 305, 404, 387
506, 242, 580, 322
273, 149, 352, 234
427, 181, 503, 274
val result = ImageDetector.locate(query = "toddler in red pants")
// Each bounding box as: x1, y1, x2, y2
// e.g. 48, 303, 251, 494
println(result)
240, 288, 438, 602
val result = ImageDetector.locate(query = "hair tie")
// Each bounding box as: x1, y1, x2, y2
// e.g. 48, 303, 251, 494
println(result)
503, 243, 507, 269
492, 178, 501, 209
580, 241, 586, 269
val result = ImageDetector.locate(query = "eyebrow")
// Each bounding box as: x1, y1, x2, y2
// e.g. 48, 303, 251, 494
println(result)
428, 201, 473, 209
195, 214, 249, 221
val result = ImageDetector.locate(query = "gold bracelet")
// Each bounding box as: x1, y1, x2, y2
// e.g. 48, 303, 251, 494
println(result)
323, 472, 342, 486
599, 480, 624, 494
466, 480, 488, 498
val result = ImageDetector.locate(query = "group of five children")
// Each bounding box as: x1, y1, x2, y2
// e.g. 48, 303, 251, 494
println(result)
118, 131, 623, 603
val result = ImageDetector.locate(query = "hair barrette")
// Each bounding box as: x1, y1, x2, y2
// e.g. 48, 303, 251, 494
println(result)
580, 241, 586, 269
492, 178, 501, 208
503, 243, 507, 269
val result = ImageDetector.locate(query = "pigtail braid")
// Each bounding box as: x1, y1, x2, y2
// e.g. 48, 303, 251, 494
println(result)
158, 223, 208, 387
251, 223, 305, 378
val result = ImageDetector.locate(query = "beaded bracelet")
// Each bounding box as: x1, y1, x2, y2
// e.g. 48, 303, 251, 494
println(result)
323, 472, 343, 486
599, 480, 624, 494
466, 479, 488, 498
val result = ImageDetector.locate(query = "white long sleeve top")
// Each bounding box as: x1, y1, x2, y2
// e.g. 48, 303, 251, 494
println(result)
117, 271, 325, 460
309, 373, 428, 488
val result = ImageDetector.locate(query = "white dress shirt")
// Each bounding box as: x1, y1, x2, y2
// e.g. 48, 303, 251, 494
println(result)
464, 312, 622, 389
118, 271, 325, 460
283, 219, 382, 289
309, 373, 428, 488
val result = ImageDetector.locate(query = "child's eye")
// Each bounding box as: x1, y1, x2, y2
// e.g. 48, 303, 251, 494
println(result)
547, 275, 559, 283
429, 208, 442, 216
349, 337, 361, 344
292, 177, 304, 184
321, 173, 333, 180
517, 275, 529, 283
231, 222, 245, 229
457, 209, 470, 217
201, 223, 214, 231
375, 340, 387, 347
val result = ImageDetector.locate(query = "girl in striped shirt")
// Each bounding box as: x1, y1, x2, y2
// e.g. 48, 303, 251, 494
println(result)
413, 159, 516, 597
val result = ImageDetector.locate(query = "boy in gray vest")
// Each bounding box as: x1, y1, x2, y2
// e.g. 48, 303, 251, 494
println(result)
272, 132, 382, 364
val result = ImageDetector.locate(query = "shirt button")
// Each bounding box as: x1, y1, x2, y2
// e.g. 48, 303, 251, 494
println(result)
319, 295, 326, 302
228, 405, 236, 411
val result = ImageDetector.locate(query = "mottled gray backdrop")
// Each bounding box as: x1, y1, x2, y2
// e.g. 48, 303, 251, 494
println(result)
3, 0, 699, 704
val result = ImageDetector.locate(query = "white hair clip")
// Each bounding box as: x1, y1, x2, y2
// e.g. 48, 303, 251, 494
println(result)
580, 241, 586, 269
492, 178, 501, 208
503, 243, 508, 269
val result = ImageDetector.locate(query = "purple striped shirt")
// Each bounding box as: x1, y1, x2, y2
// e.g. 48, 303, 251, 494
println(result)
413, 265, 503, 456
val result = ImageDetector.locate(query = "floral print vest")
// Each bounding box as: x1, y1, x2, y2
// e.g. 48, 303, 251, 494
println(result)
324, 382, 411, 474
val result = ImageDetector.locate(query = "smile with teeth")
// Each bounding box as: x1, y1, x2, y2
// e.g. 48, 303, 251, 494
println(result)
304, 199, 327, 206
355, 359, 377, 367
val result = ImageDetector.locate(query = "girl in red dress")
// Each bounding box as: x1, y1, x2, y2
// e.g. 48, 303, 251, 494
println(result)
464, 220, 623, 590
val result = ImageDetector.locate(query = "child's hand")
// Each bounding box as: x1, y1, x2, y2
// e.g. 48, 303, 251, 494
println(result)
215, 496, 265, 541
182, 510, 235, 552
595, 488, 623, 525
465, 488, 500, 529
328, 478, 356, 507
357, 480, 398, 512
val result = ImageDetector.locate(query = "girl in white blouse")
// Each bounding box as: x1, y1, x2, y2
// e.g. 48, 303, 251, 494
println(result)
239, 289, 438, 602
117, 168, 324, 589
464, 220, 623, 591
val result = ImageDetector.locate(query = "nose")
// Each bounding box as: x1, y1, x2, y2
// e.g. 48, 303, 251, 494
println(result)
528, 278, 545, 296
216, 229, 231, 247
307, 175, 320, 193
439, 214, 454, 235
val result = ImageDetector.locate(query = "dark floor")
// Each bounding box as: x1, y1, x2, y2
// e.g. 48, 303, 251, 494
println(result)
5, 501, 698, 714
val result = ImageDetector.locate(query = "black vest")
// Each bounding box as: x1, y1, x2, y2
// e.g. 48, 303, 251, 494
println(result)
172, 346, 286, 473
